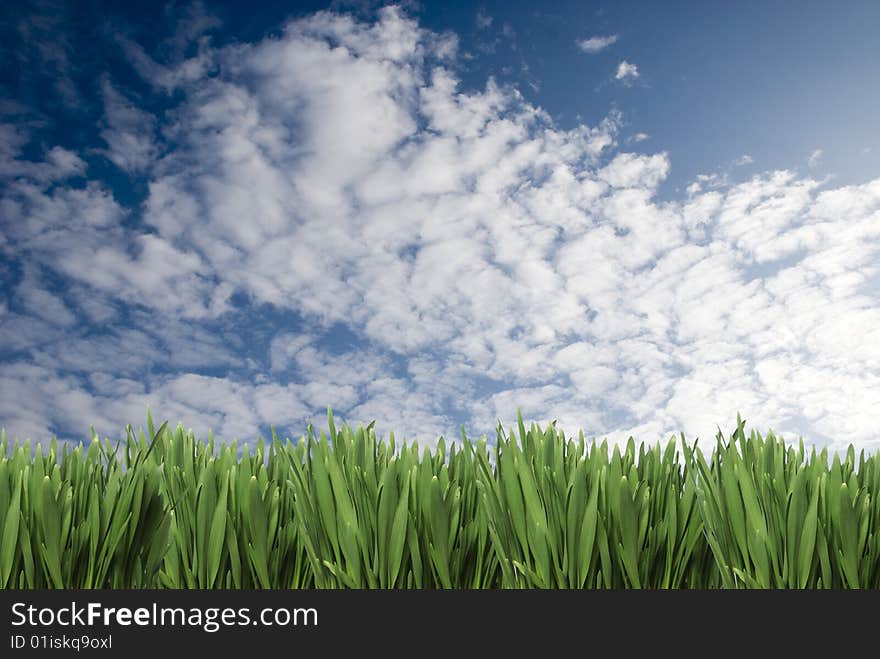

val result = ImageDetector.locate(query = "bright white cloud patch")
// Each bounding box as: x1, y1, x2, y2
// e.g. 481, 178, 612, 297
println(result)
2, 7, 880, 454
615, 60, 639, 83
576, 34, 618, 53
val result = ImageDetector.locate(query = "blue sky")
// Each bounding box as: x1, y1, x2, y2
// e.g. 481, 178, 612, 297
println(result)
1, 1, 879, 452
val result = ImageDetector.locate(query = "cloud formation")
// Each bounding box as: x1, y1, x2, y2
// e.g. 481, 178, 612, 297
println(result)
98, 78, 158, 174
576, 34, 618, 53
615, 60, 640, 83
2, 7, 880, 455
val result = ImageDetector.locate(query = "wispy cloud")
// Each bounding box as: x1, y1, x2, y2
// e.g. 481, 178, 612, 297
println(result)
808, 148, 823, 169
576, 34, 618, 53
98, 78, 157, 174
0, 124, 85, 182
475, 10, 492, 30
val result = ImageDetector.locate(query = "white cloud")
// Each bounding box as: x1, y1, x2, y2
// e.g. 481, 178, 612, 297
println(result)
117, 32, 216, 93
808, 148, 823, 169
0, 124, 85, 182
98, 78, 157, 173
1, 173, 230, 319
0, 363, 309, 443
15, 267, 76, 328
3, 7, 880, 456
598, 152, 669, 189
615, 60, 639, 83
476, 10, 493, 30
576, 34, 618, 53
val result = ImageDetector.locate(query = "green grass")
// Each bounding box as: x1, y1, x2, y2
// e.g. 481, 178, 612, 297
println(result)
1, 410, 878, 589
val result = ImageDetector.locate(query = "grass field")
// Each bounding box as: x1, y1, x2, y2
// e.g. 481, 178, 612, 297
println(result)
1, 411, 878, 589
